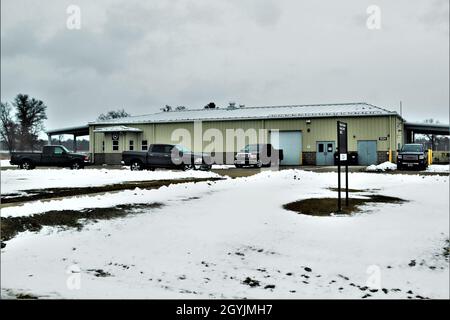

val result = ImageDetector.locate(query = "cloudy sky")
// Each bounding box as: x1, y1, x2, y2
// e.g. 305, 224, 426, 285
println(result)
1, 0, 449, 131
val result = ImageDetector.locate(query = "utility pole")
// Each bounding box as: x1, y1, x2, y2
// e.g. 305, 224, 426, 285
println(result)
400, 101, 403, 118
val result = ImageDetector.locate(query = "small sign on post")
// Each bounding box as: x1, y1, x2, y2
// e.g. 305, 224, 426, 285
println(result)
337, 121, 349, 212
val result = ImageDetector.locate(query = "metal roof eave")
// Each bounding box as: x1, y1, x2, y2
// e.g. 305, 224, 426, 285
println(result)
404, 122, 450, 135
46, 125, 90, 136
89, 112, 399, 126
93, 126, 143, 133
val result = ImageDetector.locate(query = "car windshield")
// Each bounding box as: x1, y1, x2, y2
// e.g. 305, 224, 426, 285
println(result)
175, 145, 191, 153
241, 145, 259, 152
401, 145, 422, 152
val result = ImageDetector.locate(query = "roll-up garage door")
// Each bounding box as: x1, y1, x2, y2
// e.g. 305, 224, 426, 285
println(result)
270, 131, 302, 165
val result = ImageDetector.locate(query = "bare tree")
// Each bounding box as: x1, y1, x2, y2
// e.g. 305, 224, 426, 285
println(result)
98, 109, 130, 121
424, 118, 440, 124
204, 102, 216, 109
14, 94, 48, 151
0, 102, 18, 152
161, 105, 172, 112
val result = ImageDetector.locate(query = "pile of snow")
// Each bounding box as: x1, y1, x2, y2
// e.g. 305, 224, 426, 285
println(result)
365, 162, 449, 173
1, 168, 221, 195
211, 164, 235, 169
1, 170, 448, 299
366, 161, 397, 172
0, 159, 14, 168
426, 164, 449, 173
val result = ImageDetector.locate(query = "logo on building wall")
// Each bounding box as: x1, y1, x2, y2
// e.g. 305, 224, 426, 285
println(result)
112, 132, 119, 141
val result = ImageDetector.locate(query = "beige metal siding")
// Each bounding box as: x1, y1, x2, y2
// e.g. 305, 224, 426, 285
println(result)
265, 116, 394, 151
89, 115, 401, 154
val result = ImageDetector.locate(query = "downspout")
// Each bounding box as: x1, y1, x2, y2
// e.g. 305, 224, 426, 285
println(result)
261, 119, 265, 143
91, 126, 95, 164
152, 124, 155, 144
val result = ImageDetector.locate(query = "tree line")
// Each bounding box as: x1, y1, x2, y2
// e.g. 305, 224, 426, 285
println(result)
0, 94, 47, 152
1, 93, 131, 153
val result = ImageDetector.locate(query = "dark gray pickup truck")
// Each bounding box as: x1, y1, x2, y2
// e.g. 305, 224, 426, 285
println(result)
122, 144, 212, 171
397, 143, 428, 170
10, 145, 90, 170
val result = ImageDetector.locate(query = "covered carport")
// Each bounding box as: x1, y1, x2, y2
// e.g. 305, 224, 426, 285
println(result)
404, 122, 450, 147
46, 125, 89, 152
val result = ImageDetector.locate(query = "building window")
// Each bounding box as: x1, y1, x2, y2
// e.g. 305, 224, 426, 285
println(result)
112, 140, 119, 151
129, 140, 134, 151
142, 140, 148, 151
102, 141, 105, 152
327, 143, 333, 152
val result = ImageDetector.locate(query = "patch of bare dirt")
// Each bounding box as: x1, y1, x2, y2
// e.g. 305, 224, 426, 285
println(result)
283, 195, 406, 216
1, 203, 163, 246
0, 177, 224, 205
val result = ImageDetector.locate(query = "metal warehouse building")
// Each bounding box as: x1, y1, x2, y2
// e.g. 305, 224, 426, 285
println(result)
46, 102, 450, 166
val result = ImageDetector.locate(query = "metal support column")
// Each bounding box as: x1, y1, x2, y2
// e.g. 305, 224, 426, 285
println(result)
73, 135, 77, 152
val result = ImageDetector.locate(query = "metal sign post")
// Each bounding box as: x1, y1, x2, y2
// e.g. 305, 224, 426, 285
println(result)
337, 121, 349, 212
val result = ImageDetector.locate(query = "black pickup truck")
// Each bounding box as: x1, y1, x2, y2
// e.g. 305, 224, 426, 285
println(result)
122, 144, 212, 171
234, 144, 283, 168
397, 143, 428, 170
10, 145, 90, 170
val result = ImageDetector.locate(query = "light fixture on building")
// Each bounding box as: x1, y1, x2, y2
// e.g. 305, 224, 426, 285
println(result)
306, 119, 311, 124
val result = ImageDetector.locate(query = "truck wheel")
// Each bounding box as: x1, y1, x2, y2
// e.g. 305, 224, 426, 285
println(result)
255, 160, 263, 168
20, 160, 34, 170
70, 161, 83, 170
130, 161, 143, 171
182, 164, 193, 171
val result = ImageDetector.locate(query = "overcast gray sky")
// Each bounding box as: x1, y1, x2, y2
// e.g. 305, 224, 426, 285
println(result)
1, 0, 449, 131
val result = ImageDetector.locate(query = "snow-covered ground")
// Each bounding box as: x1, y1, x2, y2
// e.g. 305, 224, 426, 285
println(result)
366, 162, 449, 173
1, 169, 448, 299
426, 164, 450, 173
1, 168, 221, 195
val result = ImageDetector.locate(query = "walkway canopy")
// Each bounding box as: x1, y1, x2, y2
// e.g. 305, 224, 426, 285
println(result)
46, 125, 89, 137
45, 125, 90, 152
404, 122, 450, 143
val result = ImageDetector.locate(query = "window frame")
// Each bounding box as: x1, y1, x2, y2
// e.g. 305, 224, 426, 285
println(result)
129, 140, 134, 151
112, 140, 119, 151
142, 140, 148, 151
